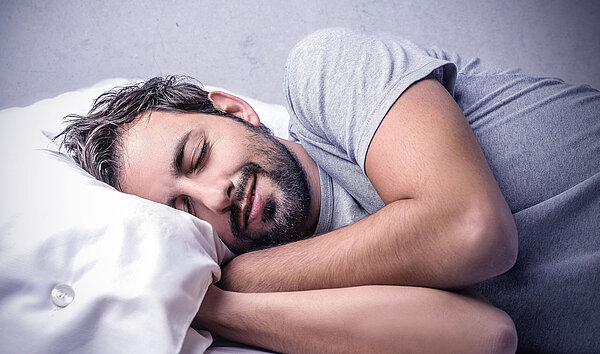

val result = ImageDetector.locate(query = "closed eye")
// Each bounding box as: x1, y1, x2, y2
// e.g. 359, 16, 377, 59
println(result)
168, 196, 195, 215
185, 197, 193, 214
193, 141, 210, 172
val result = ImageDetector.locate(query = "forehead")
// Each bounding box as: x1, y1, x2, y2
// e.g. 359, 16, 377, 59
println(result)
122, 112, 195, 172
123, 110, 244, 140
126, 110, 205, 139
124, 111, 192, 152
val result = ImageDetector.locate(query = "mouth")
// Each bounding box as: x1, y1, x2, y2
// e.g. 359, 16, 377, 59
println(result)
242, 174, 257, 229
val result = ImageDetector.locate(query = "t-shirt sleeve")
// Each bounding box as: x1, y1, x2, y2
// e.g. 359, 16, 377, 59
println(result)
283, 28, 457, 172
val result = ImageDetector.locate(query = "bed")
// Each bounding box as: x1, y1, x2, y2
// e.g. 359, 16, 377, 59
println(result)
0, 78, 287, 353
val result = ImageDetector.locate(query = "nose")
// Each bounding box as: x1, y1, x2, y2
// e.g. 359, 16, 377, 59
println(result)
182, 175, 235, 214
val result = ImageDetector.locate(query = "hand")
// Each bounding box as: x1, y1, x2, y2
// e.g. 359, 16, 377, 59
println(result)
192, 284, 229, 331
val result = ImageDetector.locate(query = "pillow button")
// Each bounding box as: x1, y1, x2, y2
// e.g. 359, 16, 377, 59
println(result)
51, 284, 75, 308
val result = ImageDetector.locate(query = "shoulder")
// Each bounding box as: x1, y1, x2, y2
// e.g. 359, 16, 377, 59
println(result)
285, 27, 402, 74
284, 29, 363, 142
286, 27, 359, 60
284, 28, 355, 94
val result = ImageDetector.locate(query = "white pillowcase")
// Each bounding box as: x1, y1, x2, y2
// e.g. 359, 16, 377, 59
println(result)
0, 78, 290, 353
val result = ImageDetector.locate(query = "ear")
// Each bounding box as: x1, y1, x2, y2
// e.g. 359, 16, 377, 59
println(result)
208, 91, 260, 127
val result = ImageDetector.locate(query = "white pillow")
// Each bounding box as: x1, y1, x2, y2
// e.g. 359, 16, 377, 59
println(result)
0, 78, 290, 353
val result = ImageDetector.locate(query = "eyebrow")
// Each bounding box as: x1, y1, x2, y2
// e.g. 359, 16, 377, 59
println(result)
172, 130, 193, 178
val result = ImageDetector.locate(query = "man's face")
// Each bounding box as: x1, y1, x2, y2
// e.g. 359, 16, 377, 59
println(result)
119, 111, 311, 253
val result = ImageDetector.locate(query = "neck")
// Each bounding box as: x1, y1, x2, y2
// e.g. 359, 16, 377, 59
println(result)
277, 138, 321, 236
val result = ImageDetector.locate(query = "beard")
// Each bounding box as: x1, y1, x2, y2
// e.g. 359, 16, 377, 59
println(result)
227, 124, 312, 252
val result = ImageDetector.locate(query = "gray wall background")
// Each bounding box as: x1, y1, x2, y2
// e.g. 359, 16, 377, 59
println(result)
1, 0, 599, 110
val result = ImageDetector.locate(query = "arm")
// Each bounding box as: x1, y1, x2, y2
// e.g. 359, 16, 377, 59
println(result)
219, 76, 517, 292
194, 284, 517, 354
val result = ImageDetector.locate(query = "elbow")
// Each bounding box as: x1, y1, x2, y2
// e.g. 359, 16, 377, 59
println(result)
485, 309, 518, 354
462, 201, 518, 280
488, 213, 518, 276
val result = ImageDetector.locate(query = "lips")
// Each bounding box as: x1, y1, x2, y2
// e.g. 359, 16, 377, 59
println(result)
241, 174, 257, 229
244, 181, 256, 227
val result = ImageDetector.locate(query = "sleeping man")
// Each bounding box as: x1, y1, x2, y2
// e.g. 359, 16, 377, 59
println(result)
60, 29, 599, 353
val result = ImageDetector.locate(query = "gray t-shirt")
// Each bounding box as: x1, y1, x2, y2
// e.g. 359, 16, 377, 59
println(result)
283, 28, 600, 352
285, 28, 457, 235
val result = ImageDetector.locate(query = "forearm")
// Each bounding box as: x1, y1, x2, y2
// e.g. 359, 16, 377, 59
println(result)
220, 76, 518, 293
220, 197, 515, 292
194, 285, 517, 354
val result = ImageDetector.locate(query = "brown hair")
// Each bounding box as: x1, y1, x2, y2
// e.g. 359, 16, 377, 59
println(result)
56, 75, 242, 189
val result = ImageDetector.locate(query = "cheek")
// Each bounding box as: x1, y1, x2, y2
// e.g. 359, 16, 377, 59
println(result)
212, 221, 230, 239
196, 210, 227, 233
209, 141, 251, 173
201, 212, 251, 252
199, 214, 238, 248
217, 229, 252, 254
